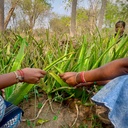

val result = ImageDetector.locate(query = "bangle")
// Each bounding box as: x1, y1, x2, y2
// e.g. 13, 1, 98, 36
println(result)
18, 70, 24, 77
14, 71, 20, 83
75, 73, 79, 84
14, 70, 24, 83
80, 72, 86, 83
94, 81, 97, 85
17, 70, 24, 82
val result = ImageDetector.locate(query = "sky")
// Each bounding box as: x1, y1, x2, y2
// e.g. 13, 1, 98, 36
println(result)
50, 0, 89, 16
6, 0, 90, 29
40, 0, 89, 28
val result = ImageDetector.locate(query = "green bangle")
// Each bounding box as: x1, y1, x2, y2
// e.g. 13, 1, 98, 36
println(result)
94, 81, 97, 85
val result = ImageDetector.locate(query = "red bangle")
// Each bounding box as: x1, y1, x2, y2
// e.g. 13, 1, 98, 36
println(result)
80, 72, 86, 83
17, 70, 24, 82
18, 70, 24, 77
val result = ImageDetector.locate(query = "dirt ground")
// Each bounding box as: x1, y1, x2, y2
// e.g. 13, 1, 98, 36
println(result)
18, 92, 114, 128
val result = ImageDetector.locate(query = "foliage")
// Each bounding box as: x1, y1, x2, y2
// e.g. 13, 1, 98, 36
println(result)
76, 8, 89, 34
0, 26, 128, 105
105, 0, 128, 29
49, 15, 70, 34
17, 0, 51, 30
116, 0, 128, 22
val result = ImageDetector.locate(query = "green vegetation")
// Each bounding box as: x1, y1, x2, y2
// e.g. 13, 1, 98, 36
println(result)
0, 31, 127, 105
0, 0, 127, 127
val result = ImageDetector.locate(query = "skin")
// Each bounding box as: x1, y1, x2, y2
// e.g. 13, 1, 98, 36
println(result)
0, 68, 46, 89
59, 58, 128, 87
115, 22, 125, 37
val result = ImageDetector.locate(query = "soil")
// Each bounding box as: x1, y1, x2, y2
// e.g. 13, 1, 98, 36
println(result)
18, 91, 114, 128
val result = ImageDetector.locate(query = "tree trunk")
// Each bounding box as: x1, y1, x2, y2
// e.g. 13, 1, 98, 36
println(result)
70, 0, 77, 37
0, 0, 4, 32
98, 0, 107, 30
4, 0, 19, 30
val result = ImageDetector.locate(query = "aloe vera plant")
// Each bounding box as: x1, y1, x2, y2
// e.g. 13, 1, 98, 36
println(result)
0, 31, 127, 105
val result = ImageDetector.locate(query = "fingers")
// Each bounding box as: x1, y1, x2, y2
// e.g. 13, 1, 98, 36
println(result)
22, 68, 78, 86
40, 70, 47, 75
59, 72, 76, 80
59, 74, 70, 82
36, 80, 40, 84
75, 83, 86, 88
35, 70, 46, 84
36, 69, 47, 78
39, 74, 45, 78
22, 68, 47, 84
59, 73, 64, 77
75, 82, 92, 88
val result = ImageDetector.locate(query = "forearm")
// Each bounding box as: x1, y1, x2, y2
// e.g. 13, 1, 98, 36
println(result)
0, 72, 17, 89
94, 80, 110, 85
84, 58, 128, 82
0, 68, 47, 89
75, 80, 111, 88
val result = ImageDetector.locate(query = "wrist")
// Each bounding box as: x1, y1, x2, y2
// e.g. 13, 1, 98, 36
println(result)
14, 70, 24, 83
75, 72, 86, 84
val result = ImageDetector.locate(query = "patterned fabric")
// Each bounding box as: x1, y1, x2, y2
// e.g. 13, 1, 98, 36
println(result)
1, 113, 22, 128
0, 96, 6, 122
0, 95, 23, 128
91, 75, 128, 128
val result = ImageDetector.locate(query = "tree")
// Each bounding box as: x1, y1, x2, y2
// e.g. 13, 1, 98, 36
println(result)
116, 0, 128, 22
76, 8, 89, 35
70, 0, 77, 37
88, 0, 99, 35
105, 1, 119, 27
4, 0, 19, 29
98, 0, 107, 30
0, 0, 4, 32
18, 0, 51, 31
49, 14, 70, 34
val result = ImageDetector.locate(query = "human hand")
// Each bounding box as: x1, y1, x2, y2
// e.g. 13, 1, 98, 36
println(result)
59, 72, 78, 86
21, 68, 46, 84
74, 82, 93, 88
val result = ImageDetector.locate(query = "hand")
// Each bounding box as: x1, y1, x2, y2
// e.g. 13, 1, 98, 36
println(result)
22, 68, 46, 84
74, 82, 93, 88
59, 72, 78, 86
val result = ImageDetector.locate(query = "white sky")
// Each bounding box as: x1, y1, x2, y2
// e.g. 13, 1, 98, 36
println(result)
51, 0, 89, 16
6, 0, 90, 29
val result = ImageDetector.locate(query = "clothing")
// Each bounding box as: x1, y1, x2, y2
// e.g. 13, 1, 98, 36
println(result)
0, 96, 23, 128
114, 33, 127, 44
91, 75, 128, 128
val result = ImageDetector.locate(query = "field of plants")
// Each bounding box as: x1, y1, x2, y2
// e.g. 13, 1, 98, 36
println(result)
0, 30, 128, 127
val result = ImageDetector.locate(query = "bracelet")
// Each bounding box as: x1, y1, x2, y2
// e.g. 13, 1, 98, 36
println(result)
80, 72, 86, 83
14, 71, 20, 83
75, 73, 79, 84
14, 70, 24, 83
18, 70, 24, 77
17, 70, 24, 82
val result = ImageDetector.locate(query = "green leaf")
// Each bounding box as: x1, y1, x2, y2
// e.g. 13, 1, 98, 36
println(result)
36, 118, 49, 126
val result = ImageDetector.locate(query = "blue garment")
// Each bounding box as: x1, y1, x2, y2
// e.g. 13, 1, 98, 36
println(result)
0, 96, 23, 128
91, 75, 128, 128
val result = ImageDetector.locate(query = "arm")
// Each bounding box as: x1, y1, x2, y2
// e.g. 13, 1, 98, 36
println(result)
0, 68, 46, 89
82, 57, 128, 82
59, 58, 128, 87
